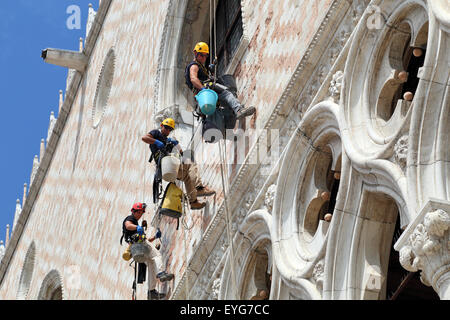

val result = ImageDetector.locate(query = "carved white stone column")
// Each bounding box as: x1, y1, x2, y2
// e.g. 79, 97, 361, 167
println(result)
12, 199, 22, 234
59, 90, 64, 113
86, 4, 97, 39
5, 224, 9, 247
0, 240, 5, 261
394, 198, 450, 299
30, 155, 39, 187
40, 139, 45, 162
47, 112, 57, 144
22, 183, 27, 207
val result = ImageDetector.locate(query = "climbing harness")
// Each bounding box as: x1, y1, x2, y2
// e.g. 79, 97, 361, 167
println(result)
151, 142, 177, 203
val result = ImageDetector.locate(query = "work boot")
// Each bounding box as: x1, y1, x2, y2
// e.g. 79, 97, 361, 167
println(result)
196, 186, 216, 197
190, 200, 206, 210
235, 106, 256, 120
148, 289, 166, 300
157, 271, 174, 282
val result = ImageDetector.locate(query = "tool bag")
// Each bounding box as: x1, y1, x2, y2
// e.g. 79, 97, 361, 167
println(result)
202, 106, 236, 143
130, 242, 150, 264
158, 182, 183, 230
201, 75, 237, 143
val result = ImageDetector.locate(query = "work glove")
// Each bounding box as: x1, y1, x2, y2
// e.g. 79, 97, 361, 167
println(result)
136, 225, 144, 235
167, 138, 178, 146
155, 228, 162, 239
154, 139, 164, 149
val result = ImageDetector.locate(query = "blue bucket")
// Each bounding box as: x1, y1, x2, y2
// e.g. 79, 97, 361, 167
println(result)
195, 89, 218, 116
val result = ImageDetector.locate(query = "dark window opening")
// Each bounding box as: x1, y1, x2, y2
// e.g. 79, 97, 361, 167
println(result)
210, 0, 243, 76
323, 158, 341, 220
390, 41, 426, 116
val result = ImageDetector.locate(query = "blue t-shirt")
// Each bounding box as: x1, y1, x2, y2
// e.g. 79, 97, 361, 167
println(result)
149, 129, 168, 156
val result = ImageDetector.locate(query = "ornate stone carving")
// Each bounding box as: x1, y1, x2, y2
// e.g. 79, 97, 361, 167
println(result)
398, 209, 450, 289
211, 277, 221, 300
0, 241, 5, 262
86, 4, 97, 39
153, 104, 182, 126
312, 260, 325, 292
394, 135, 408, 170
329, 70, 343, 101
30, 155, 39, 187
424, 209, 450, 238
46, 112, 57, 144
264, 184, 277, 213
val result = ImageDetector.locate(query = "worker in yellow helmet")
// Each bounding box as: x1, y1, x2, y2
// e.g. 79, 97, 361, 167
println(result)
142, 118, 215, 210
185, 42, 255, 120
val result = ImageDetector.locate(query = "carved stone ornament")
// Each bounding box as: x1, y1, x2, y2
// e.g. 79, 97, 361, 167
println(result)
329, 70, 343, 101
312, 260, 325, 292
397, 204, 450, 297
211, 277, 221, 300
264, 184, 277, 212
153, 104, 182, 126
394, 135, 408, 170
0, 241, 5, 261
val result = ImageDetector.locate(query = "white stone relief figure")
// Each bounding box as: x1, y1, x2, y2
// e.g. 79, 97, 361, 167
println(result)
399, 209, 450, 296
0, 241, 5, 261
424, 209, 450, 237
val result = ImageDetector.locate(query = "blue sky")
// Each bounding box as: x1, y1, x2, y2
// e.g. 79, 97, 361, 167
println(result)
0, 1, 96, 245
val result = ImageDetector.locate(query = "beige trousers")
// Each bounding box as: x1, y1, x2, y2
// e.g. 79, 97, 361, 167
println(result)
141, 242, 163, 291
177, 162, 202, 202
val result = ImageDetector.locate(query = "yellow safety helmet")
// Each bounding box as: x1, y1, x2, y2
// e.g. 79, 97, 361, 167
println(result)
161, 118, 175, 130
194, 42, 209, 54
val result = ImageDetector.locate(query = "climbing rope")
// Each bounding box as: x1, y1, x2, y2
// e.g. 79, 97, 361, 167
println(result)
218, 139, 238, 299
209, 0, 238, 298
179, 160, 194, 299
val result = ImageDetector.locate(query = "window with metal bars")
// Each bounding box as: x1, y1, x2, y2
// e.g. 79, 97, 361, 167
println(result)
211, 0, 243, 76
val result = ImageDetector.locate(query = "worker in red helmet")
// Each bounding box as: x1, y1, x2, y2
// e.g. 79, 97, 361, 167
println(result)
121, 202, 174, 300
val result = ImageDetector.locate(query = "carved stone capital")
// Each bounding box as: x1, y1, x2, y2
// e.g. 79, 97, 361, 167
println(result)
153, 104, 182, 126
395, 198, 450, 299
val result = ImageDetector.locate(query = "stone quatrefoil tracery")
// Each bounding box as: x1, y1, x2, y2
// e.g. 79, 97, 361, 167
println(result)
304, 148, 341, 242
342, 3, 430, 159
375, 21, 427, 123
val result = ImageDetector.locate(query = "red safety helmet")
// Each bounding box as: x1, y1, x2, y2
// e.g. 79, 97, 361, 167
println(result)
131, 202, 147, 212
